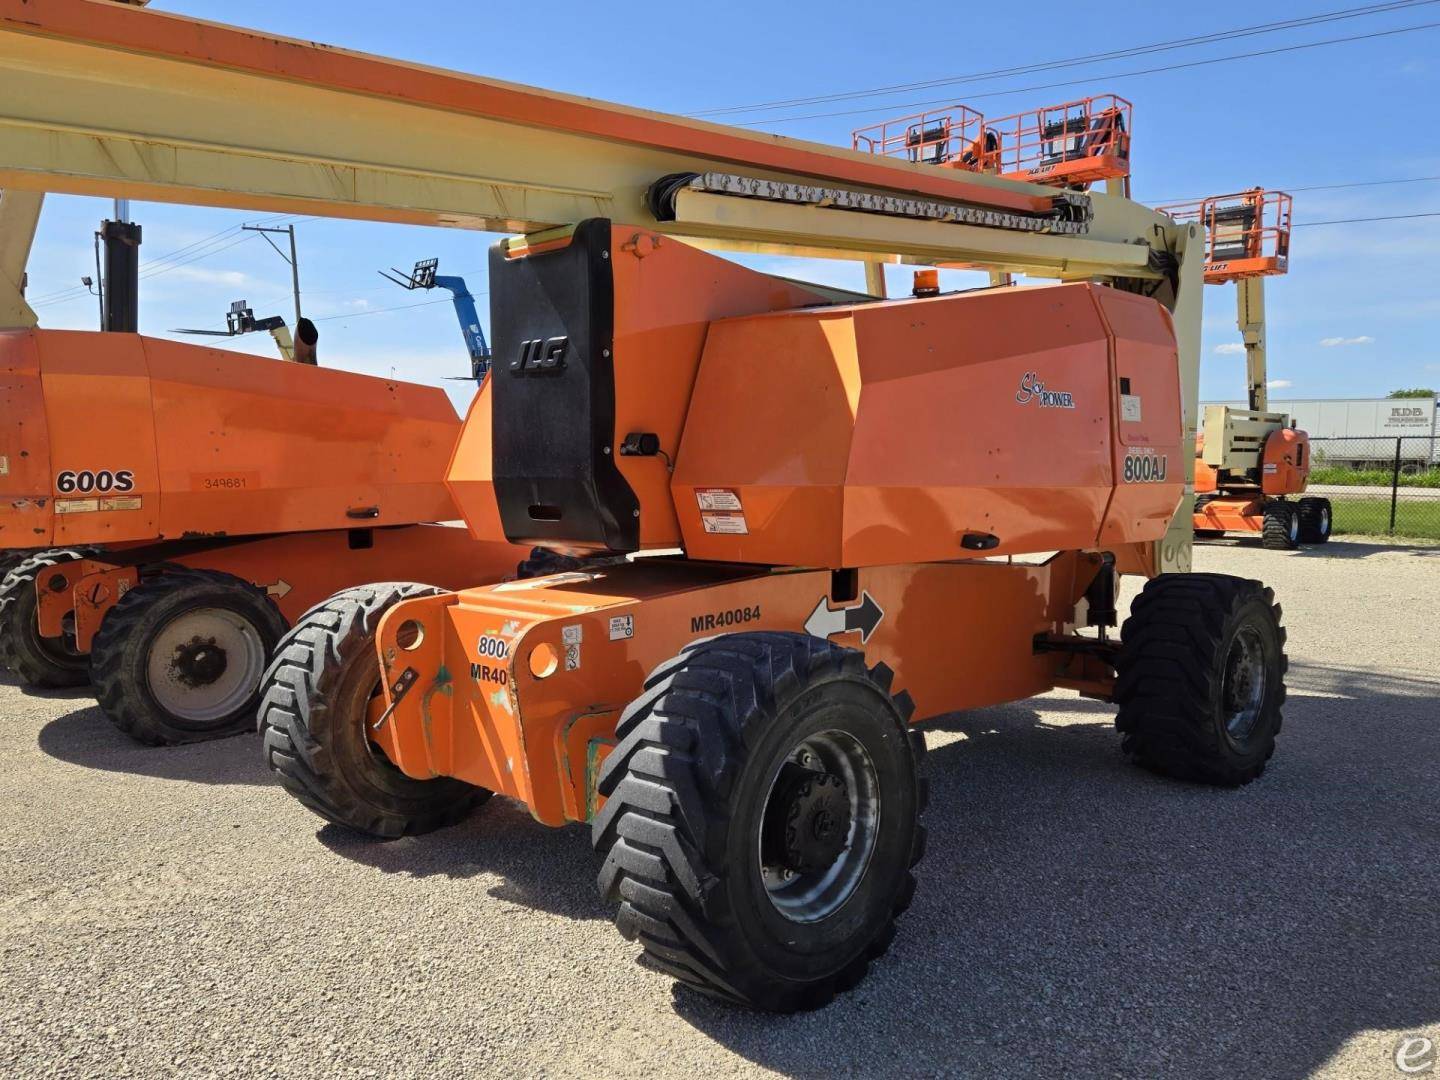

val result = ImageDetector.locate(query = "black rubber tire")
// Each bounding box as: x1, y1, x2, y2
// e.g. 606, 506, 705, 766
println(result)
1261, 502, 1300, 550
0, 550, 92, 688
259, 582, 490, 838
90, 567, 290, 746
1114, 573, 1287, 787
0, 554, 23, 585
1297, 497, 1333, 545
1193, 529, 1226, 541
593, 631, 927, 1012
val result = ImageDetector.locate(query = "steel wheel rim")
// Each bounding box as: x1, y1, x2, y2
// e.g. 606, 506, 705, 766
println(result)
1319, 506, 1331, 535
40, 611, 85, 664
146, 607, 266, 722
1221, 625, 1267, 742
1287, 513, 1298, 543
757, 729, 880, 924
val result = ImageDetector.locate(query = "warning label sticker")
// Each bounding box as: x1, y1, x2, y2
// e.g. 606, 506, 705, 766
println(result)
560, 624, 582, 671
1121, 394, 1143, 423
54, 498, 100, 515
701, 512, 749, 535
608, 614, 634, 641
0, 455, 8, 476
696, 488, 743, 512
100, 496, 143, 512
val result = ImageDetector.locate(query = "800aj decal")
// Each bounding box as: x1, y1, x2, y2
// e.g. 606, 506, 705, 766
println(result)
1122, 451, 1169, 483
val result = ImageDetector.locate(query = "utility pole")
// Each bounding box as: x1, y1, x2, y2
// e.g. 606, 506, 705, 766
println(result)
243, 222, 302, 328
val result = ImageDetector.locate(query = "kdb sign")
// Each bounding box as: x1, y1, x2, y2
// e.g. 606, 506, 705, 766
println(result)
1384, 404, 1436, 432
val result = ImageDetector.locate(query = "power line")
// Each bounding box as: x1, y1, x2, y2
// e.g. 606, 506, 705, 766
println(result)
737, 19, 1440, 127
311, 294, 487, 323
696, 0, 1438, 117
1294, 211, 1440, 226
1152, 174, 1440, 204
29, 212, 309, 308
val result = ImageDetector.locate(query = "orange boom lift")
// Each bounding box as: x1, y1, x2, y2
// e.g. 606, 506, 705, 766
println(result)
1, 0, 1288, 1010
1159, 189, 1331, 548
853, 95, 1132, 192
0, 322, 528, 743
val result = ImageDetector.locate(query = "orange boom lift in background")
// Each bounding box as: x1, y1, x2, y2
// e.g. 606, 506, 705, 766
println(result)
0, 323, 528, 744
1, 0, 1289, 1011
1159, 189, 1331, 548
853, 95, 1132, 193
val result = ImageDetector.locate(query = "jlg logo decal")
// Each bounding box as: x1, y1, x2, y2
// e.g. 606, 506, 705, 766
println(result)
509, 336, 568, 374
55, 469, 135, 494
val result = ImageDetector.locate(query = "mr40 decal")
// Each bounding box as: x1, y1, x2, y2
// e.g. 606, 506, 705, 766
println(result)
55, 469, 135, 494
1122, 451, 1169, 483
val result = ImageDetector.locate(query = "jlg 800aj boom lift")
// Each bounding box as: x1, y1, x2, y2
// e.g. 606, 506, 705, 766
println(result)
1, 1, 1288, 1011
1159, 189, 1331, 548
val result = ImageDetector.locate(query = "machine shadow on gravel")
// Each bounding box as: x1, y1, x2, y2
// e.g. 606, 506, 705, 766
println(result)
1201, 536, 1440, 560
37, 705, 272, 787
0, 664, 98, 699
317, 797, 610, 922
671, 661, 1440, 1079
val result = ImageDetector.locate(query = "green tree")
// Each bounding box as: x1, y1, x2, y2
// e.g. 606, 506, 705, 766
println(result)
1387, 388, 1436, 399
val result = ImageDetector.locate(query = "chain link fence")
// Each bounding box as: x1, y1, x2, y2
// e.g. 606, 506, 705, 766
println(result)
1307, 436, 1440, 539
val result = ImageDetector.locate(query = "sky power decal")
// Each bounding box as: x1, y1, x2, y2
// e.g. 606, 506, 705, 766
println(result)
1015, 372, 1075, 409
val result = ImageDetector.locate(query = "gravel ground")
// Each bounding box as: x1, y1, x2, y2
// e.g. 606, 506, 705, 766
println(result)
0, 539, 1436, 1079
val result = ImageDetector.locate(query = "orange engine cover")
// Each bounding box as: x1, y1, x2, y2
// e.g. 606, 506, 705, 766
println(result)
1261, 427, 1310, 496
1, 328, 464, 549
672, 282, 1184, 566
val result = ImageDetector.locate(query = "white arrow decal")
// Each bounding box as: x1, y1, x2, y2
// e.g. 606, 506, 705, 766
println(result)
804, 591, 885, 644
264, 579, 293, 599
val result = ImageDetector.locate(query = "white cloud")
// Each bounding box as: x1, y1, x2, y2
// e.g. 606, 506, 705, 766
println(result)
158, 265, 254, 288
1212, 343, 1245, 355
1267, 379, 1293, 390
1318, 335, 1374, 347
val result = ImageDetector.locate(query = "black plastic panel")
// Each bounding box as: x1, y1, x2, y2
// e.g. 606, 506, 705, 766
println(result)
489, 218, 639, 552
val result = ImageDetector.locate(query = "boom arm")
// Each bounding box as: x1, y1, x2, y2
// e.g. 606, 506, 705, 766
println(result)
0, 0, 1206, 571
0, 0, 1169, 274
0, 189, 43, 327
433, 275, 490, 381
1238, 275, 1268, 412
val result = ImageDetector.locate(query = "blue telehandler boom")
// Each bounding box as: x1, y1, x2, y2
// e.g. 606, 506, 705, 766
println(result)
380, 258, 491, 381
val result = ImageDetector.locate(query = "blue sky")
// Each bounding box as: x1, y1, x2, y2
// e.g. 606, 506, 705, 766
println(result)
24, 0, 1440, 411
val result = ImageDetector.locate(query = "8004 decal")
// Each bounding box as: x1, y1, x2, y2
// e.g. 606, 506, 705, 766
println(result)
55, 469, 135, 494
